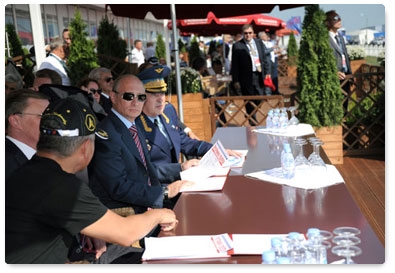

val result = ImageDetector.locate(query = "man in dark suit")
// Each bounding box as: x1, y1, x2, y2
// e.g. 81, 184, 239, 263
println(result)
325, 10, 352, 111
231, 24, 272, 125
5, 89, 49, 180
88, 67, 114, 113
88, 74, 191, 215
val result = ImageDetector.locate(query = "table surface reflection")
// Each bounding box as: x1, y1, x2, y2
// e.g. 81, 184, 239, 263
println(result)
150, 127, 384, 264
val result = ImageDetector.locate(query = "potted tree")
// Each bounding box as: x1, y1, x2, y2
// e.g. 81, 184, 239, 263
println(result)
296, 4, 344, 164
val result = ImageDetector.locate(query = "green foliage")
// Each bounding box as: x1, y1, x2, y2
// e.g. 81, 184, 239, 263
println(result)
5, 23, 34, 87
5, 23, 25, 59
169, 67, 202, 94
296, 4, 343, 127
178, 38, 186, 53
96, 15, 127, 76
345, 92, 385, 126
67, 8, 99, 86
188, 36, 201, 68
155, 33, 166, 59
287, 32, 298, 66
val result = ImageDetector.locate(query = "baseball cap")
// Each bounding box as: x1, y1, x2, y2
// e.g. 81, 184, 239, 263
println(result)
40, 97, 108, 139
137, 64, 171, 93
264, 77, 276, 91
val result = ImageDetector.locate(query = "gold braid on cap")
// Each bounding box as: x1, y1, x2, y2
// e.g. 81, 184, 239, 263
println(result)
139, 115, 152, 132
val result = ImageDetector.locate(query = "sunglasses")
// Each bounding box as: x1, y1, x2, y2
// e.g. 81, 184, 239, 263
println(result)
105, 77, 114, 83
331, 15, 341, 21
113, 90, 147, 102
244, 32, 253, 35
89, 88, 102, 94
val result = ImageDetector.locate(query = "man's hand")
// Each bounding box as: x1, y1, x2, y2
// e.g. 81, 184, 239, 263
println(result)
226, 149, 244, 158
84, 236, 107, 260
181, 159, 200, 171
337, 71, 346, 80
156, 208, 179, 232
233, 81, 241, 91
167, 180, 195, 198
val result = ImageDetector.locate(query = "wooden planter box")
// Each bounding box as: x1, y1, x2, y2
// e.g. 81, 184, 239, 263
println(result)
314, 125, 343, 165
168, 93, 212, 142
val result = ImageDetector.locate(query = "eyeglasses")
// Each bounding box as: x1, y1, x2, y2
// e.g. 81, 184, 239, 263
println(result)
13, 112, 43, 117
244, 32, 253, 35
113, 90, 147, 102
331, 15, 341, 21
89, 88, 102, 94
105, 77, 114, 83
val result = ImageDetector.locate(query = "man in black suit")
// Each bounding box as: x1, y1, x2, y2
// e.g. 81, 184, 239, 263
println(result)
5, 89, 49, 180
231, 24, 271, 125
88, 67, 114, 113
325, 10, 352, 112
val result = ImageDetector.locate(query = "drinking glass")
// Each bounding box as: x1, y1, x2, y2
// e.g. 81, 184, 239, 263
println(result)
331, 245, 362, 264
331, 227, 362, 264
288, 106, 299, 125
294, 138, 310, 176
308, 138, 327, 174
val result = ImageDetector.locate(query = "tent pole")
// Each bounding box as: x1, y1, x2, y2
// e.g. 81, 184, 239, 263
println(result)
170, 4, 184, 122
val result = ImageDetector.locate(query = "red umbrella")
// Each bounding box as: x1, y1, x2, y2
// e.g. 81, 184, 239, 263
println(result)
169, 12, 285, 36
106, 4, 304, 20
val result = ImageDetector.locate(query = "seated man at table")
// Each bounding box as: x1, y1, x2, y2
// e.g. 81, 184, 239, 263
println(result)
136, 64, 242, 175
88, 74, 192, 214
5, 97, 179, 263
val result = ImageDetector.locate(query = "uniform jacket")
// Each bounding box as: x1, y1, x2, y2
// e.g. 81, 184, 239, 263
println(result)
231, 38, 270, 95
136, 103, 213, 167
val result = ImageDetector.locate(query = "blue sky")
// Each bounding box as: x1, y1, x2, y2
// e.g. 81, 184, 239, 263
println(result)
268, 4, 385, 32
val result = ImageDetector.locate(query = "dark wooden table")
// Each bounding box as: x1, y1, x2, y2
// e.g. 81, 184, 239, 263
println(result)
149, 126, 384, 264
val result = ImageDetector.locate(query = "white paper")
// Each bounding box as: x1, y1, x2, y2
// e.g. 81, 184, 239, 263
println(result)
232, 234, 288, 255
180, 140, 230, 183
245, 164, 344, 189
180, 176, 227, 192
253, 123, 315, 137
142, 234, 232, 261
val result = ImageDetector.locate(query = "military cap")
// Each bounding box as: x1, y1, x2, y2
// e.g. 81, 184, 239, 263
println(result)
137, 64, 171, 93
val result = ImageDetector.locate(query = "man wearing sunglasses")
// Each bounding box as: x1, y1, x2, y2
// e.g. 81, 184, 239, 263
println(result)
88, 74, 192, 218
231, 24, 271, 125
88, 67, 115, 113
325, 10, 352, 111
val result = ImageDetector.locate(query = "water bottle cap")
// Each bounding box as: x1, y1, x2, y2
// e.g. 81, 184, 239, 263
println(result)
271, 237, 282, 246
283, 143, 291, 152
288, 231, 301, 240
277, 257, 291, 264
262, 250, 276, 262
307, 228, 320, 237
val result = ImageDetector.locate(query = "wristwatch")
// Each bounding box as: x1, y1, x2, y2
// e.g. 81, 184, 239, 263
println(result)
163, 186, 169, 200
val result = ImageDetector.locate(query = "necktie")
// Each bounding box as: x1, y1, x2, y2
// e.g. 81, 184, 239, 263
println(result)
129, 124, 151, 185
249, 41, 262, 72
335, 35, 343, 52
154, 118, 172, 147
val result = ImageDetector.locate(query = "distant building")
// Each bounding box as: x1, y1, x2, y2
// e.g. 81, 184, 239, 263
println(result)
5, 4, 165, 52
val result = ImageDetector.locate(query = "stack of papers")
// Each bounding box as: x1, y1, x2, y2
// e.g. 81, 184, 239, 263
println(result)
253, 123, 315, 137
245, 164, 344, 190
142, 233, 288, 261
179, 141, 247, 192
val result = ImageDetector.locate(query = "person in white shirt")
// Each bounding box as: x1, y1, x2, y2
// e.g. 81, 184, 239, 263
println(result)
131, 39, 145, 68
39, 37, 70, 86
5, 89, 50, 180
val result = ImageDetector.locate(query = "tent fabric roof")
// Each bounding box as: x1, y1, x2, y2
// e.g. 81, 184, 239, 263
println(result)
106, 4, 305, 20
